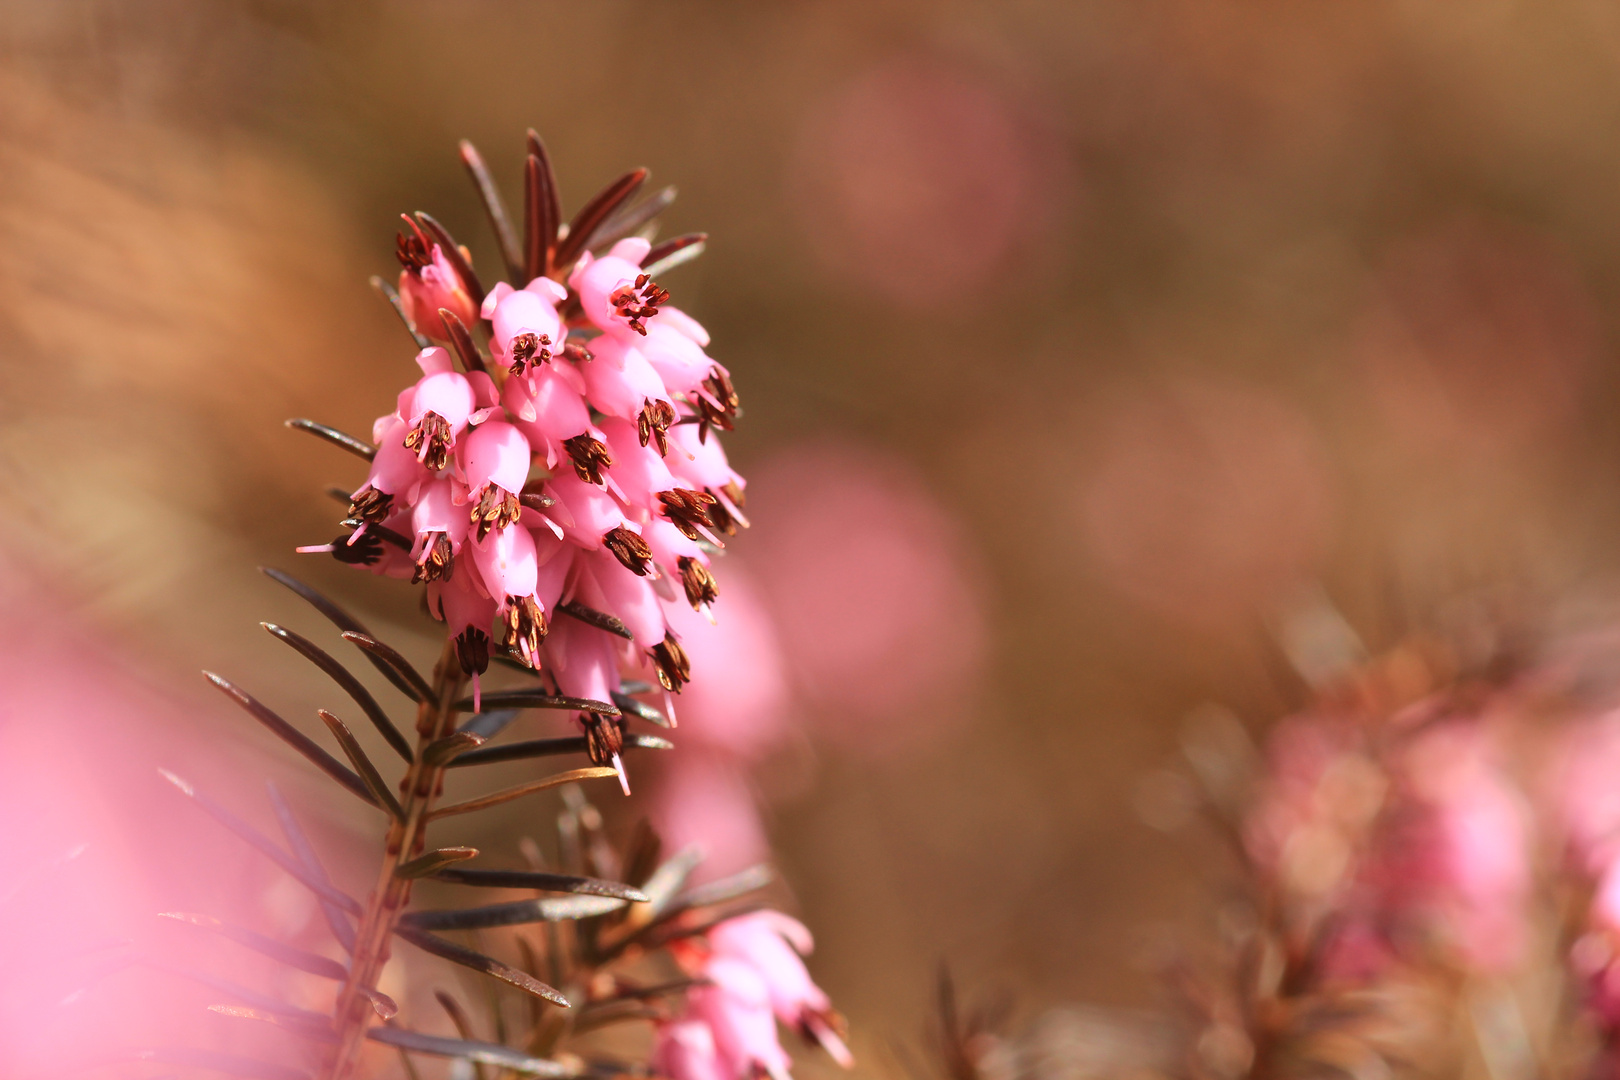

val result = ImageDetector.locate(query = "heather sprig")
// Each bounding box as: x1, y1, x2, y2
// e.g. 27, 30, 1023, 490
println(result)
147, 131, 848, 1080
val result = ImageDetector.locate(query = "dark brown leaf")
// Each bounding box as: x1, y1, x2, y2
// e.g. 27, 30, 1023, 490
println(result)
429, 867, 648, 901
400, 894, 627, 932
366, 1025, 578, 1075
370, 274, 431, 349
553, 168, 648, 272
460, 139, 524, 282
428, 767, 619, 820
584, 184, 676, 251
202, 672, 376, 807
396, 847, 479, 879
340, 631, 433, 702
414, 211, 484, 303
440, 307, 488, 374
447, 733, 672, 768
259, 568, 422, 701
555, 600, 633, 640
317, 710, 406, 819
283, 419, 375, 462
266, 782, 355, 952
450, 690, 618, 715
261, 624, 412, 763
393, 926, 569, 1007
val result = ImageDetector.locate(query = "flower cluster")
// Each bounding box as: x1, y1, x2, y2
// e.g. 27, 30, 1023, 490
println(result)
657, 911, 852, 1080
303, 161, 745, 785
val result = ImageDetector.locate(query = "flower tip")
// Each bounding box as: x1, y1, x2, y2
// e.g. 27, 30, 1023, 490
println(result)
612, 752, 632, 796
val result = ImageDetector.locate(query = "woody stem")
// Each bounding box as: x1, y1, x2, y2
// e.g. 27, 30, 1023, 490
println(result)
322, 637, 466, 1080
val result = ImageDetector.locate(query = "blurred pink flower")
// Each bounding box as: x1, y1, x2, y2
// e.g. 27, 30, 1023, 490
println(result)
1376, 719, 1531, 972
648, 757, 771, 884
396, 231, 479, 343
742, 440, 987, 752
688, 956, 795, 1080
654, 1018, 732, 1080
791, 55, 1064, 310
1551, 711, 1620, 875
1078, 377, 1334, 629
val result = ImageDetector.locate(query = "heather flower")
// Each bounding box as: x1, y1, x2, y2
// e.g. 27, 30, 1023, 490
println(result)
396, 217, 479, 342
709, 911, 854, 1066
654, 1019, 732, 1080
284, 132, 764, 800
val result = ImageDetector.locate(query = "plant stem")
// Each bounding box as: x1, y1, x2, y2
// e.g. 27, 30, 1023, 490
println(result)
323, 637, 466, 1080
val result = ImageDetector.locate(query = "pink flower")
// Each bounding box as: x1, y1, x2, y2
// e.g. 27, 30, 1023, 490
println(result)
396, 223, 479, 343
485, 278, 567, 375
570, 238, 670, 339
459, 420, 530, 541
689, 957, 793, 1080
709, 912, 851, 1066
409, 477, 467, 583
654, 1019, 732, 1080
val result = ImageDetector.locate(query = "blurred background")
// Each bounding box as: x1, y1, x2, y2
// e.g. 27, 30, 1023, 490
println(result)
10, 0, 1620, 1073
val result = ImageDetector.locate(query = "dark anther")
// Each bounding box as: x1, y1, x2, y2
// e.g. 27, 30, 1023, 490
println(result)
331, 532, 384, 567
695, 368, 740, 436
502, 595, 548, 668
348, 484, 394, 526
637, 398, 677, 456
721, 479, 746, 509
412, 532, 455, 584
649, 632, 691, 693
658, 489, 716, 541
678, 556, 719, 610
469, 485, 521, 542
395, 216, 433, 273
609, 273, 670, 335
455, 626, 491, 676
564, 434, 614, 486
403, 411, 454, 471
562, 340, 595, 364
603, 526, 653, 576
582, 712, 626, 766
704, 488, 739, 536
509, 331, 553, 376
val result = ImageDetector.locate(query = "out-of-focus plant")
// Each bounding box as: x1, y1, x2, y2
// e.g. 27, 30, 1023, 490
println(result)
131, 131, 849, 1080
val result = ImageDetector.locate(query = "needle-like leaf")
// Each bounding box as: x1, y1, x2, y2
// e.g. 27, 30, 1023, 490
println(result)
284, 419, 376, 462
317, 710, 405, 819
202, 672, 376, 808
434, 991, 489, 1080
159, 770, 362, 915
460, 139, 524, 282
611, 691, 669, 728
159, 912, 349, 982
555, 600, 632, 640
428, 767, 618, 820
260, 568, 423, 701
450, 690, 618, 715
262, 624, 412, 763
370, 274, 431, 349
440, 307, 489, 374
341, 632, 433, 703
553, 168, 649, 272
393, 926, 569, 1007
424, 730, 486, 766
396, 847, 479, 879
584, 185, 676, 251
366, 1025, 578, 1076
457, 708, 522, 740
429, 867, 648, 901
266, 782, 355, 953
670, 864, 774, 914
641, 233, 707, 277
448, 733, 672, 768
400, 894, 627, 932
144, 957, 331, 1025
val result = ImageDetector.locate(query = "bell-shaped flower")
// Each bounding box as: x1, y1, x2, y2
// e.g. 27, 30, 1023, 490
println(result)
581, 335, 678, 455
404, 351, 482, 471
569, 238, 670, 339
396, 234, 478, 343
574, 549, 668, 650
409, 477, 468, 583
653, 1019, 732, 1080
602, 418, 718, 543
639, 316, 716, 398
430, 567, 497, 678
459, 420, 531, 541
485, 278, 567, 376
709, 912, 852, 1067
505, 363, 609, 482
689, 957, 793, 1080
644, 518, 717, 613
668, 421, 748, 536
471, 519, 545, 669
545, 472, 652, 574
349, 417, 430, 527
